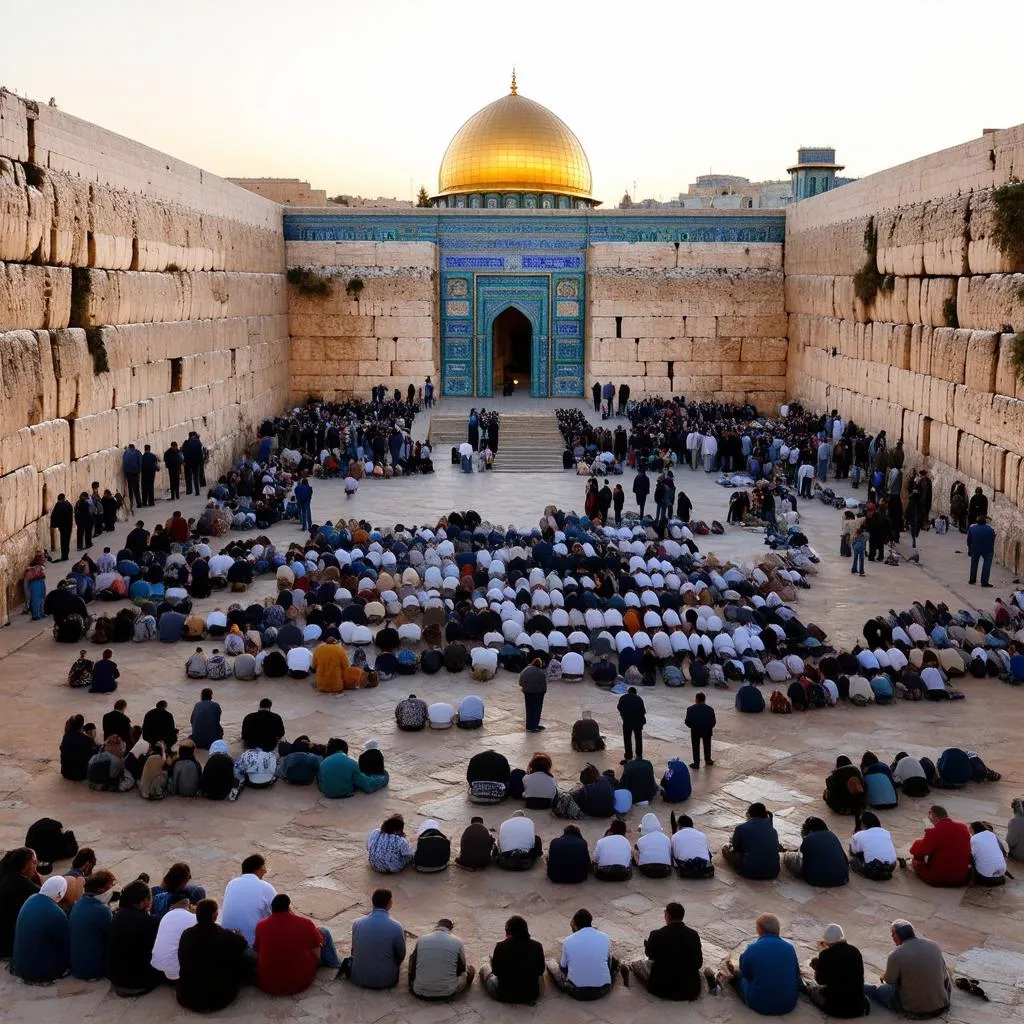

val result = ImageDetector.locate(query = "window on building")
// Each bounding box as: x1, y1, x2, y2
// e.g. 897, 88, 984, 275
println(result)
615, 316, 622, 338
807, 177, 817, 197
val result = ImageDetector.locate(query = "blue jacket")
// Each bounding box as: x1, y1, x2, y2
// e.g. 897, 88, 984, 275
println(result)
660, 759, 692, 802
12, 893, 70, 982
350, 909, 406, 989
967, 522, 995, 555
738, 933, 801, 1015
69, 894, 112, 979
294, 480, 312, 504
122, 448, 142, 473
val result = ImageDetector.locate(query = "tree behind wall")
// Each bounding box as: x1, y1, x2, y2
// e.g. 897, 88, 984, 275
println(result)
416, 186, 431, 208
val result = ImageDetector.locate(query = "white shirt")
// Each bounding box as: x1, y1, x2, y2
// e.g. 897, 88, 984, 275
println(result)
893, 757, 926, 784
921, 666, 946, 691
850, 826, 897, 865
856, 650, 880, 671
286, 647, 312, 672
970, 830, 1006, 878
635, 831, 672, 866
427, 702, 454, 728
220, 872, 277, 946
886, 647, 908, 671
593, 834, 632, 868
671, 827, 711, 864
458, 695, 484, 722
206, 610, 227, 629
822, 679, 839, 704
150, 907, 196, 979
907, 623, 928, 643
208, 554, 233, 577
848, 675, 874, 701
560, 927, 612, 988
498, 816, 536, 854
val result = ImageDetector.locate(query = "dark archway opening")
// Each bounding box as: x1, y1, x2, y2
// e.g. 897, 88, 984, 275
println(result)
492, 307, 532, 395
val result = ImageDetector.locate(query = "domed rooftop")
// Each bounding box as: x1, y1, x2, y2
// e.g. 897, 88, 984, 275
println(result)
435, 73, 595, 204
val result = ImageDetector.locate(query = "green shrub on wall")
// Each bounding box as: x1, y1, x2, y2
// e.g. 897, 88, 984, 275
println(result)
853, 219, 882, 306
287, 266, 332, 297
346, 276, 365, 297
991, 180, 1024, 266
85, 327, 109, 374
942, 297, 959, 328
1010, 333, 1024, 381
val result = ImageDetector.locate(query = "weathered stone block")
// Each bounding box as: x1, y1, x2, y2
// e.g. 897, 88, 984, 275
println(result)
0, 261, 72, 331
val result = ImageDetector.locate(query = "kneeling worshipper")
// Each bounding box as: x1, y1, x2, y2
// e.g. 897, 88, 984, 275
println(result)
495, 811, 542, 869
783, 817, 849, 887
634, 813, 673, 878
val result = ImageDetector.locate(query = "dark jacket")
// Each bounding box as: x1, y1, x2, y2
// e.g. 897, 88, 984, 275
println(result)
730, 817, 781, 879
466, 750, 511, 784
488, 934, 546, 1004
60, 731, 97, 781
546, 832, 590, 884
633, 472, 650, 498
617, 691, 646, 726
102, 709, 132, 744
644, 920, 703, 1000
176, 920, 249, 1012
684, 702, 716, 735
800, 830, 850, 887
107, 904, 160, 992
241, 708, 284, 751
618, 758, 657, 803
70, 893, 113, 979
575, 776, 614, 817
50, 498, 74, 531
141, 706, 176, 747
456, 822, 494, 869
0, 871, 39, 958
812, 940, 866, 1018
518, 665, 547, 694
190, 699, 223, 749
163, 446, 183, 471
201, 753, 235, 800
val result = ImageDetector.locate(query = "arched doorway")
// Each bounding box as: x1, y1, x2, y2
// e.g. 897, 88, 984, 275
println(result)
491, 306, 532, 395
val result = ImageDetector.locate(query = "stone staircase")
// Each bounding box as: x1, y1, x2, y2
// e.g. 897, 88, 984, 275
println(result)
428, 413, 566, 473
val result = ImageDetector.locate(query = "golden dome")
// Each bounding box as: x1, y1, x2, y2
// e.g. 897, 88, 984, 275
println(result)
436, 75, 594, 201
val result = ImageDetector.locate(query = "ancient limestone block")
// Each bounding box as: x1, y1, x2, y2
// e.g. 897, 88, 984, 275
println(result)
391, 360, 436, 377
0, 91, 30, 163
684, 315, 716, 337
48, 327, 91, 419
921, 195, 970, 276
964, 331, 1000, 394
88, 182, 137, 270
0, 464, 41, 538
620, 316, 685, 338
957, 274, 1024, 332
376, 339, 397, 362
26, 420, 70, 472
395, 338, 433, 361
919, 277, 957, 328
784, 217, 871, 277
928, 328, 968, 384
967, 190, 1023, 275
0, 261, 72, 331
994, 333, 1024, 400
0, 158, 41, 262
0, 329, 58, 436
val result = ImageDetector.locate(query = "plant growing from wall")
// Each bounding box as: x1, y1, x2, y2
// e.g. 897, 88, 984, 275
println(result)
991, 179, 1024, 265
165, 262, 181, 272
942, 297, 959, 328
287, 266, 332, 297
85, 327, 109, 374
1010, 332, 1024, 382
853, 218, 882, 306
346, 276, 364, 297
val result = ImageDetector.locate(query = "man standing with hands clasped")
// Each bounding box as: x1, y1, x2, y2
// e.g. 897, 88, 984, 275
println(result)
684, 692, 716, 769
617, 686, 646, 764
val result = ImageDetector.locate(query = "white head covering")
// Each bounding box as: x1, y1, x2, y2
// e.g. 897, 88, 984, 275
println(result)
417, 818, 441, 836
638, 812, 664, 835
41, 876, 68, 901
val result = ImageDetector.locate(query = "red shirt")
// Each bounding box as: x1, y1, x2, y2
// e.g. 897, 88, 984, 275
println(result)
254, 911, 323, 995
909, 817, 971, 883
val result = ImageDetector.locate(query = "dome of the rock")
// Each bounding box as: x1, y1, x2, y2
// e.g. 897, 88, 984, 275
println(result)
434, 75, 595, 206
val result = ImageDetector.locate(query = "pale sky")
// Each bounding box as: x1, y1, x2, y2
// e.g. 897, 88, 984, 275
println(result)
1, 0, 1019, 205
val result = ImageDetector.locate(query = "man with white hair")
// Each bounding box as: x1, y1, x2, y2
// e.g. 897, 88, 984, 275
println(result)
864, 920, 951, 1016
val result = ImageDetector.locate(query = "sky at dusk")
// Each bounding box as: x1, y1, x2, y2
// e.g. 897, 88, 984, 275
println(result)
1, 0, 1019, 204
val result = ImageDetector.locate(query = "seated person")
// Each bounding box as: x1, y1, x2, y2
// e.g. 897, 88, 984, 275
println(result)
969, 821, 1007, 886
367, 815, 414, 874
860, 752, 898, 809
1009, 798, 1024, 862
570, 716, 605, 752
277, 737, 323, 785
546, 909, 619, 1001
495, 811, 542, 869
286, 646, 313, 679
11, 876, 72, 982
413, 820, 451, 874
201, 739, 236, 800
318, 738, 386, 797
107, 880, 162, 996
454, 817, 494, 870
522, 753, 557, 810
823, 756, 867, 815
176, 898, 250, 1013
627, 901, 704, 1000
233, 745, 278, 791
593, 820, 632, 881
466, 749, 511, 804
783, 817, 849, 886
408, 918, 474, 1000
427, 702, 455, 729
479, 915, 546, 1004
892, 751, 930, 797
357, 741, 389, 789
572, 764, 615, 817
864, 920, 951, 1017
735, 682, 765, 713
849, 812, 898, 880
546, 825, 590, 884
455, 694, 484, 729
909, 806, 971, 886
634, 814, 672, 878
395, 694, 428, 731
718, 913, 800, 1016
660, 758, 692, 803
618, 757, 657, 804
935, 747, 971, 788
721, 803, 780, 879
805, 923, 867, 1018
669, 813, 714, 878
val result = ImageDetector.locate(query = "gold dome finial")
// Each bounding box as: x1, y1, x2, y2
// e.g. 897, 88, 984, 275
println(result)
510, 68, 517, 95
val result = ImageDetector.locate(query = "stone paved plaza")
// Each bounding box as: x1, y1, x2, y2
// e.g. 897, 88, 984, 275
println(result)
1, 404, 1022, 1023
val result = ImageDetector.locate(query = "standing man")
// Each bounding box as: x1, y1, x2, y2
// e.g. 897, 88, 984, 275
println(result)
182, 431, 204, 496
424, 376, 434, 409
617, 382, 630, 416
633, 466, 650, 518
617, 685, 646, 763
967, 486, 989, 524
49, 492, 74, 561
602, 381, 615, 420
967, 516, 996, 588
122, 443, 143, 509
591, 380, 601, 414
294, 475, 313, 533
519, 658, 547, 733
684, 692, 716, 769
140, 445, 160, 506
163, 440, 183, 501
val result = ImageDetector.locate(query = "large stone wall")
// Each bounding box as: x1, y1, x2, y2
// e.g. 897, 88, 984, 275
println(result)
785, 123, 1024, 569
286, 240, 438, 403
586, 241, 787, 409
0, 91, 289, 621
